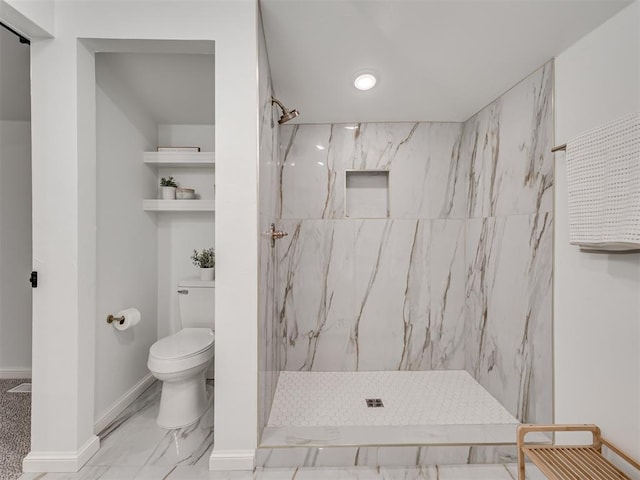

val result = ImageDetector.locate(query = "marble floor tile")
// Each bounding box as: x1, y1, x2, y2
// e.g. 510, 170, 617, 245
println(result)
96, 466, 140, 479
17, 464, 534, 480
437, 465, 514, 479
289, 468, 383, 479
165, 465, 209, 479
209, 470, 257, 480
97, 383, 162, 440
130, 465, 175, 480
88, 384, 214, 469
145, 398, 214, 467
255, 469, 298, 480
505, 463, 546, 480
379, 467, 437, 479
87, 413, 169, 467
195, 448, 212, 468
17, 466, 109, 480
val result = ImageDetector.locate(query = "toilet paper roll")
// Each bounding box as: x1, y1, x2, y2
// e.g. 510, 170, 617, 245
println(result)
113, 308, 141, 331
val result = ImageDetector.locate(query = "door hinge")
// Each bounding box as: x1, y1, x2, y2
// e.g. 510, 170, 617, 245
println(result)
30, 271, 38, 288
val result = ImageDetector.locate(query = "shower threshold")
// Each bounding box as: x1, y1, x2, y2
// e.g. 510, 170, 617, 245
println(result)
261, 370, 547, 447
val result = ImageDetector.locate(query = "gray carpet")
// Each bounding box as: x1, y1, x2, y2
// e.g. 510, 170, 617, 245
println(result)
0, 379, 31, 480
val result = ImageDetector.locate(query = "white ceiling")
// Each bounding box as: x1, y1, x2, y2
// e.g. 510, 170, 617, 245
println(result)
97, 52, 215, 125
1, 3, 632, 125
0, 26, 30, 121
260, 0, 633, 123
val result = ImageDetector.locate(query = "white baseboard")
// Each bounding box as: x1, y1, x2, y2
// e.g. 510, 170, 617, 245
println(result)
209, 449, 255, 471
23, 435, 100, 472
94, 373, 155, 434
0, 368, 31, 379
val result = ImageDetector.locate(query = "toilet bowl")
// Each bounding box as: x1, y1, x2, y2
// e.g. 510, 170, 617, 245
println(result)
148, 327, 214, 428
148, 279, 215, 428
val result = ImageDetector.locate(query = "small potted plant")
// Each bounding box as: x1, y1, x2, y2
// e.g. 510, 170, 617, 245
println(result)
191, 247, 215, 281
160, 176, 178, 200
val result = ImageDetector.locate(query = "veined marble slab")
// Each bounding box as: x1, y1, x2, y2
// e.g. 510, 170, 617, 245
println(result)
255, 445, 543, 471
276, 219, 470, 372
463, 63, 553, 218
279, 122, 465, 221
465, 212, 553, 425
260, 423, 549, 448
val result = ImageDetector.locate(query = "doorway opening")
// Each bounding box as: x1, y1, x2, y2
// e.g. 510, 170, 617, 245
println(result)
0, 20, 32, 479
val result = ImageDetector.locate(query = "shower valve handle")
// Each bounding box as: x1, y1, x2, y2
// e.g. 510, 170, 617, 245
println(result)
266, 223, 288, 247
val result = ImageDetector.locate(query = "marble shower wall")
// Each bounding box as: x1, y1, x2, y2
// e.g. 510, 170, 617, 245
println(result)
258, 16, 280, 433
463, 62, 554, 425
277, 123, 467, 373
274, 61, 553, 425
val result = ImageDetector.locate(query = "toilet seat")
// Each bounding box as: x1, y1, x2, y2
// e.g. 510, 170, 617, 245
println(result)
150, 328, 214, 360
148, 328, 214, 375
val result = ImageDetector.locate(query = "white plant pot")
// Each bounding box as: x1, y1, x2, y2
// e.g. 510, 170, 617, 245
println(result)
161, 186, 177, 200
200, 267, 214, 281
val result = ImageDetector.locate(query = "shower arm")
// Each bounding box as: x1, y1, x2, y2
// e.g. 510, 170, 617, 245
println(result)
271, 96, 289, 114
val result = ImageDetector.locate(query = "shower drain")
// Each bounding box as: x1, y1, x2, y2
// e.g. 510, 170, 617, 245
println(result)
366, 398, 384, 408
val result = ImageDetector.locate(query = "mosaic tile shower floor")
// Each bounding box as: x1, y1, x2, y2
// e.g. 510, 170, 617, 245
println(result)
262, 371, 535, 448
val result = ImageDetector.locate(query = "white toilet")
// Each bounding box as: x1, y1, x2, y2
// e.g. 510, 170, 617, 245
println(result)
147, 279, 215, 429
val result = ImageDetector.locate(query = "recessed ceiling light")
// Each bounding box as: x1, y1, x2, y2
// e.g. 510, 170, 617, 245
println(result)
354, 73, 377, 91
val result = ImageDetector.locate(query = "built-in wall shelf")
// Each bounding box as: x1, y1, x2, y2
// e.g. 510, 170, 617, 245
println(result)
143, 151, 215, 168
143, 199, 215, 212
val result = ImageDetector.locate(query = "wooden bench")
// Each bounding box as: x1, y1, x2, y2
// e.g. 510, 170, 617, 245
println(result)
517, 424, 640, 480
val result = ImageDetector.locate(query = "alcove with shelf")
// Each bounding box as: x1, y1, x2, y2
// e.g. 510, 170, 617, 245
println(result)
143, 149, 215, 212
94, 48, 216, 427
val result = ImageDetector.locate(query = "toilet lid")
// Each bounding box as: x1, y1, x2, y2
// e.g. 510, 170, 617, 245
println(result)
150, 328, 214, 360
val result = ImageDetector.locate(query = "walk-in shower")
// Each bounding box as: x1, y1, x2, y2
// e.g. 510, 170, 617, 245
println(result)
257, 22, 553, 468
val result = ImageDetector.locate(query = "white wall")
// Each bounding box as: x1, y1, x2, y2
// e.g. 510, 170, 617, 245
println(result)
554, 0, 640, 470
0, 0, 54, 38
156, 125, 215, 341
94, 57, 159, 424
158, 124, 214, 152
26, 0, 259, 472
0, 121, 32, 376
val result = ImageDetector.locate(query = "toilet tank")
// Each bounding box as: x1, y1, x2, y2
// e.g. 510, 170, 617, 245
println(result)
177, 279, 215, 329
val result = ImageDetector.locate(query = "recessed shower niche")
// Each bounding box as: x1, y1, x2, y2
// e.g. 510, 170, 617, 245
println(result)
345, 170, 389, 218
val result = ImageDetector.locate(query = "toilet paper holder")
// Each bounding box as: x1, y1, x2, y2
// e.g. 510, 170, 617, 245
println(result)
106, 314, 125, 325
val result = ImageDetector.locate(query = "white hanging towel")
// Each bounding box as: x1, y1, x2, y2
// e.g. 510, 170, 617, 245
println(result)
566, 112, 640, 250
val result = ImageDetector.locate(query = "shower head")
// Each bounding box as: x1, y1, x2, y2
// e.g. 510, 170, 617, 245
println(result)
271, 97, 300, 124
